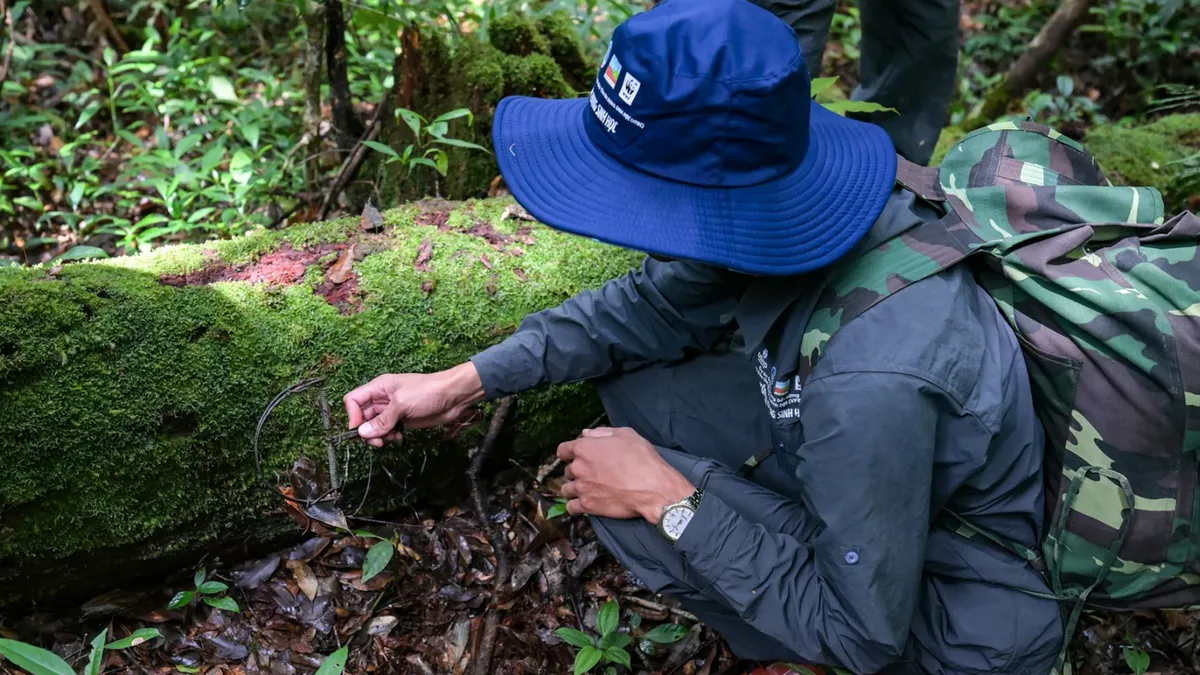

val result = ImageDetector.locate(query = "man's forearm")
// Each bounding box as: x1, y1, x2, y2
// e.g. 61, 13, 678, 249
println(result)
468, 258, 744, 400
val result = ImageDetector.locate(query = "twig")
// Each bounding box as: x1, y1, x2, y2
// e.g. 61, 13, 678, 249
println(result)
0, 0, 14, 91
965, 0, 1094, 129
466, 396, 517, 675
317, 103, 385, 220
318, 388, 339, 494
86, 0, 130, 53
621, 594, 701, 624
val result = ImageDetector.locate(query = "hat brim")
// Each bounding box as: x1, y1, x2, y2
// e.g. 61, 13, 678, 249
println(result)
492, 96, 898, 276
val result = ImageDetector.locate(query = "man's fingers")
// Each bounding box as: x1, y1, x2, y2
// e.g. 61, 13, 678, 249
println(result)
566, 498, 586, 516
563, 463, 576, 480
556, 440, 577, 462
360, 400, 404, 438
581, 427, 616, 438
561, 480, 579, 499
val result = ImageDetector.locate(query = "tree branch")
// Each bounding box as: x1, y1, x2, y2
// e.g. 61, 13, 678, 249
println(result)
86, 0, 130, 54
324, 0, 363, 150
0, 0, 13, 92
965, 0, 1094, 130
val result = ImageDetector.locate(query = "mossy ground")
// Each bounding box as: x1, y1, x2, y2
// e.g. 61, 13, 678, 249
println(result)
0, 198, 641, 606
931, 114, 1199, 210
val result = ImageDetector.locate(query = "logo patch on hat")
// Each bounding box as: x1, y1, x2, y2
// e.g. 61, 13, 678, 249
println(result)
618, 72, 641, 105
603, 54, 623, 88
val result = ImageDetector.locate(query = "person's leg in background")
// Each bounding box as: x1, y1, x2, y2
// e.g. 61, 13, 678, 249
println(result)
744, 0, 836, 81
746, 0, 960, 166
851, 0, 960, 164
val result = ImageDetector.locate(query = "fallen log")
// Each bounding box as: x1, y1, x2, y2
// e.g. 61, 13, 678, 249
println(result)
0, 198, 640, 608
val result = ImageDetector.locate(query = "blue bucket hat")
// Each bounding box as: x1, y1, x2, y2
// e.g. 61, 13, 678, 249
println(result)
492, 0, 898, 276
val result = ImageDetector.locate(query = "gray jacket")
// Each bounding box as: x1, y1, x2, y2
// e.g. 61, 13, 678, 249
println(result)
470, 188, 1064, 674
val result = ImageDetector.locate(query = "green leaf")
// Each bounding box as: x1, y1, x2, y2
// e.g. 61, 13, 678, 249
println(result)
642, 623, 688, 644
194, 568, 207, 587
241, 124, 261, 150
433, 149, 449, 176
598, 632, 631, 650
13, 196, 43, 211
85, 629, 107, 675
105, 628, 162, 650
425, 121, 449, 139
197, 581, 229, 595
0, 639, 76, 675
397, 108, 425, 138
362, 540, 395, 583
1124, 646, 1150, 675
433, 137, 492, 154
175, 666, 203, 674
52, 245, 109, 262
314, 646, 350, 675
574, 646, 603, 675
547, 502, 568, 519
135, 214, 170, 228
362, 140, 401, 161
601, 646, 631, 668
352, 529, 385, 540
203, 596, 240, 613
1056, 75, 1074, 97
809, 76, 839, 98
168, 590, 194, 609
69, 182, 86, 209
230, 150, 253, 184
555, 627, 595, 649
208, 75, 238, 102
431, 108, 474, 126
821, 99, 899, 116
596, 599, 619, 636
174, 133, 204, 159
628, 612, 641, 629
76, 101, 103, 130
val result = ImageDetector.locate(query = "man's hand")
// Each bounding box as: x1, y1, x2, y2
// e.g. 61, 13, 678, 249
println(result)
343, 362, 485, 447
558, 427, 695, 523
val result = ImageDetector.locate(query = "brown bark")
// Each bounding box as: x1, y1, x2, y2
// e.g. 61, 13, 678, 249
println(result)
965, 0, 1094, 130
86, 0, 130, 53
324, 0, 363, 150
0, 0, 13, 91
302, 1, 325, 190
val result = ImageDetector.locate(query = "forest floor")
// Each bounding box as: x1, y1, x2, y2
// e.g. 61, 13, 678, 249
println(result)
2, 447, 743, 675
4, 433, 1200, 675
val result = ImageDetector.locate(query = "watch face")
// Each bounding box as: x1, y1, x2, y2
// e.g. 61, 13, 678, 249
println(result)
662, 505, 695, 541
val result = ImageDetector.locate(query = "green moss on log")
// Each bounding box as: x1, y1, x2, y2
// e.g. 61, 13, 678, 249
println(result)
1084, 114, 1200, 210
371, 13, 591, 206
0, 198, 640, 607
931, 114, 1198, 210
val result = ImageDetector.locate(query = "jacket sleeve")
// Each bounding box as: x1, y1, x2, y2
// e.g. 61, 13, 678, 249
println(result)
672, 371, 967, 673
468, 257, 747, 399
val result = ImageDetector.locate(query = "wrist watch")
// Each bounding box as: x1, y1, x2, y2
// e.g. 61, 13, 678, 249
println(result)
658, 489, 704, 542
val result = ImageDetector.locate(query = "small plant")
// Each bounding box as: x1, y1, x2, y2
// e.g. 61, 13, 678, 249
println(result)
555, 599, 687, 674
353, 530, 396, 583
548, 497, 569, 519
167, 567, 240, 613
1022, 75, 1103, 128
364, 107, 491, 179
1122, 634, 1151, 675
810, 76, 897, 117
314, 645, 349, 675
0, 626, 162, 675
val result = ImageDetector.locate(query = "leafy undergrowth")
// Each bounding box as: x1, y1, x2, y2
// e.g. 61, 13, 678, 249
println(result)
0, 448, 739, 675
3, 438, 1200, 674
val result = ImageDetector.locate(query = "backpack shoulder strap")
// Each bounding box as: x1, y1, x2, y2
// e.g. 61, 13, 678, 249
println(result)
797, 210, 985, 381
894, 156, 946, 203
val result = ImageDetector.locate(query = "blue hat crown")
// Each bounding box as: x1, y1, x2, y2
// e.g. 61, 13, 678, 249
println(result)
583, 0, 812, 188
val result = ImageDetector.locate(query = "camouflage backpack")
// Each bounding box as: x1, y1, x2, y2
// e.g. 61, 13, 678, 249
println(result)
801, 119, 1200, 673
